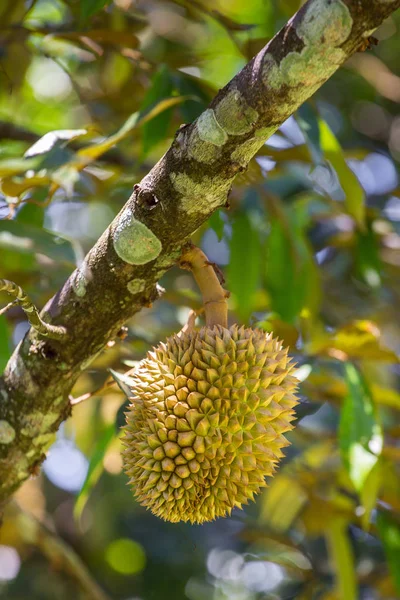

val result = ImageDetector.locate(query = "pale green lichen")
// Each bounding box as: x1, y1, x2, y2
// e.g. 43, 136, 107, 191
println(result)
32, 432, 56, 450
261, 0, 352, 99
127, 279, 146, 294
254, 125, 279, 139
297, 0, 352, 46
196, 109, 228, 145
113, 208, 162, 265
20, 411, 59, 437
261, 54, 284, 90
0, 420, 15, 444
215, 89, 259, 135
72, 269, 87, 297
156, 250, 181, 268
231, 137, 271, 167
187, 128, 222, 164
170, 172, 231, 215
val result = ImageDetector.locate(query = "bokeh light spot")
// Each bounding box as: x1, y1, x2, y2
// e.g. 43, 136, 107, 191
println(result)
106, 539, 146, 575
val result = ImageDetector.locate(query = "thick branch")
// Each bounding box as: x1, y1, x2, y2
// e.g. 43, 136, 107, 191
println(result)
1, 0, 399, 510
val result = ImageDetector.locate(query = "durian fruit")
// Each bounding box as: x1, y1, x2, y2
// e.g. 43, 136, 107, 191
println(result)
122, 245, 299, 523
122, 325, 298, 523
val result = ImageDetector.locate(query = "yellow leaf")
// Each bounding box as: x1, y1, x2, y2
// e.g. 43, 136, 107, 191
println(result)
326, 519, 358, 600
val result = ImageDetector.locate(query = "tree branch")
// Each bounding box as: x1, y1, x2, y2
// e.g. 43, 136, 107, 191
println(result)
0, 280, 67, 340
1, 0, 399, 512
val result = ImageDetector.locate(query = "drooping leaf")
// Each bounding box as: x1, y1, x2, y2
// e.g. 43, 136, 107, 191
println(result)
228, 211, 262, 322
319, 119, 365, 229
74, 423, 117, 520
339, 363, 383, 492
326, 519, 358, 600
140, 65, 175, 155
77, 97, 186, 163
377, 511, 400, 595
355, 223, 382, 288
360, 460, 382, 530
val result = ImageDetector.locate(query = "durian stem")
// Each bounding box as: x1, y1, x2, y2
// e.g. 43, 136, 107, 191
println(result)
180, 246, 228, 328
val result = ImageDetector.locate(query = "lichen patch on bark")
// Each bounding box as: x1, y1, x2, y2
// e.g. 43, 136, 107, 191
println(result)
113, 208, 162, 265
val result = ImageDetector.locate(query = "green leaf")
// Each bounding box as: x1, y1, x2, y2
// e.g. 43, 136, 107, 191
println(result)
355, 224, 382, 288
140, 65, 174, 155
377, 511, 400, 595
296, 104, 323, 165
74, 423, 117, 520
326, 519, 358, 600
208, 211, 225, 242
266, 200, 319, 324
77, 96, 186, 163
0, 221, 76, 265
360, 460, 382, 530
173, 74, 209, 123
80, 0, 111, 23
227, 212, 262, 322
319, 119, 365, 229
339, 363, 383, 492
0, 317, 10, 372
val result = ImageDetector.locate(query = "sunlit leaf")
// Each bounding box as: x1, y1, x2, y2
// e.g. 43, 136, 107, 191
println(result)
0, 157, 41, 177
360, 460, 382, 530
339, 363, 383, 492
0, 175, 50, 197
259, 475, 308, 532
74, 423, 117, 520
24, 129, 88, 158
377, 511, 400, 595
77, 97, 186, 163
326, 519, 358, 600
228, 211, 262, 322
319, 119, 365, 229
320, 321, 399, 362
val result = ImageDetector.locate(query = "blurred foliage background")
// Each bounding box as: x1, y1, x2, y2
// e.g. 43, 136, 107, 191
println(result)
0, 0, 400, 599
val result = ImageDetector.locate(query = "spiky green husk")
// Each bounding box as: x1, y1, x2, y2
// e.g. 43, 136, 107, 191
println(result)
122, 325, 298, 524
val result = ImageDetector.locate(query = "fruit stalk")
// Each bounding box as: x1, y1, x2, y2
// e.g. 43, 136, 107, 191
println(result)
180, 245, 228, 328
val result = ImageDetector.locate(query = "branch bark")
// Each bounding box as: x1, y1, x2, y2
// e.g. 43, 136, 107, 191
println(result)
1, 0, 399, 512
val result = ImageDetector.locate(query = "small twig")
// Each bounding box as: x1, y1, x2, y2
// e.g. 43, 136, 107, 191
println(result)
9, 502, 111, 600
0, 279, 66, 340
0, 300, 18, 316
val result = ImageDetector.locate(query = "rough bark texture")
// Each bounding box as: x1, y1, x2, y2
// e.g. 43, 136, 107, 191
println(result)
1, 0, 399, 511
